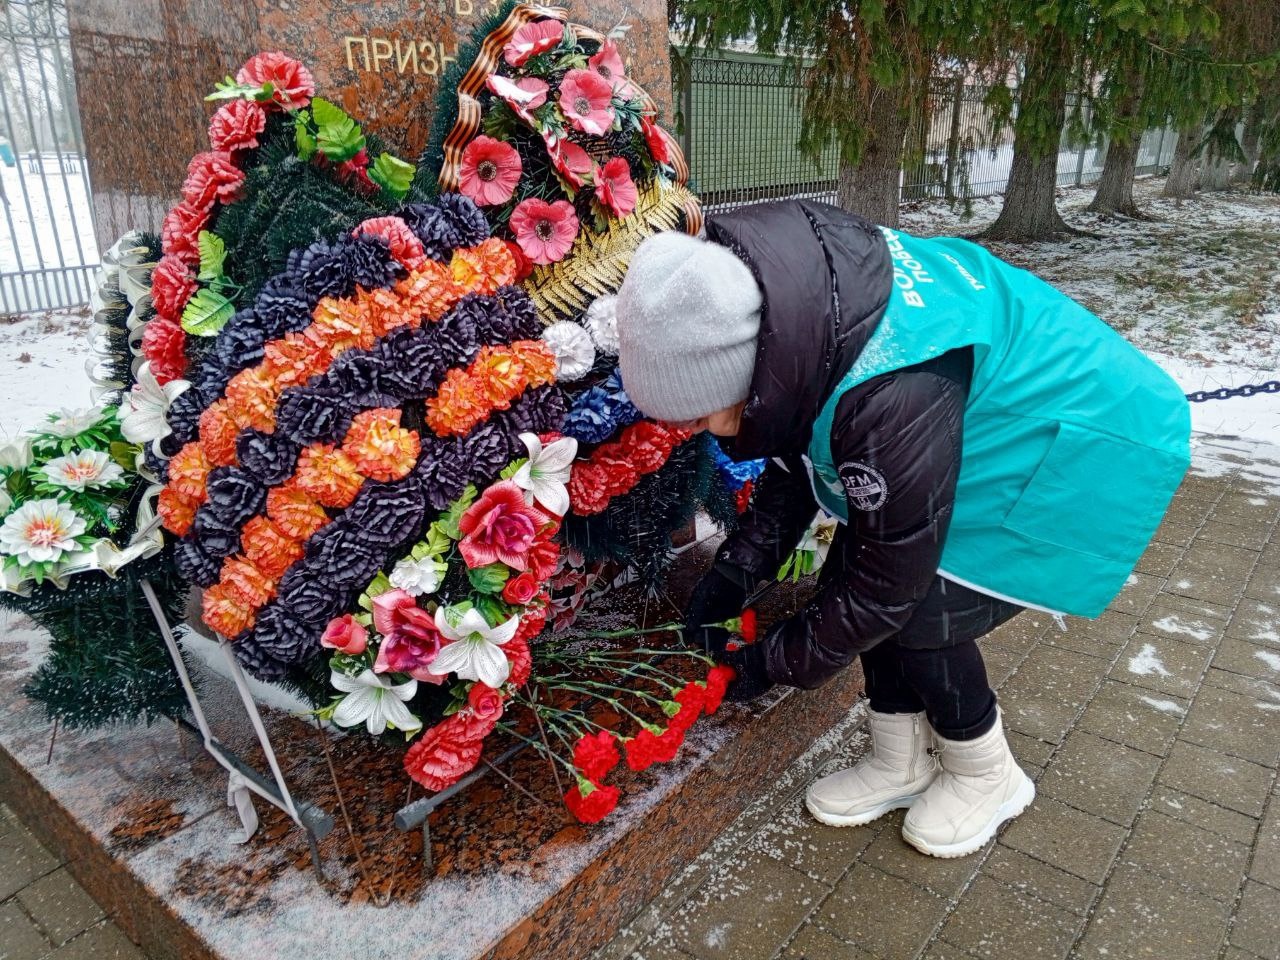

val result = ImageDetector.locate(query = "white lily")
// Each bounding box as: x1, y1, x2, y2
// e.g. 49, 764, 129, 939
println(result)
0, 437, 33, 471
798, 517, 839, 569
329, 669, 422, 735
541, 321, 596, 382
46, 406, 104, 438
431, 606, 520, 689
121, 363, 189, 450
389, 554, 449, 597
512, 432, 578, 517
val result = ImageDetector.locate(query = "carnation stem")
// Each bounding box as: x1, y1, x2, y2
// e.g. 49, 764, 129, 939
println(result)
494, 720, 578, 775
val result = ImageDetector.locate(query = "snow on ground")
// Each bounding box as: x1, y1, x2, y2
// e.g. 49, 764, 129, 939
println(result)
0, 306, 97, 440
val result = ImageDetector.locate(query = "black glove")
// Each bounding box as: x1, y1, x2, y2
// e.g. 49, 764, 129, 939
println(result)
723, 634, 776, 703
683, 561, 751, 659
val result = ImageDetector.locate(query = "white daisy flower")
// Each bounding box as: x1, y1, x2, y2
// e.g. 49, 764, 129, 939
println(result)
513, 432, 578, 517
431, 606, 520, 689
329, 669, 422, 736
42, 450, 125, 491
46, 406, 105, 439
0, 499, 87, 566
542, 321, 596, 382
583, 294, 620, 355
389, 554, 449, 597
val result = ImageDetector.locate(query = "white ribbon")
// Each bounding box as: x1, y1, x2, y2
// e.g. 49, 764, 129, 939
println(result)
87, 231, 158, 402
225, 771, 260, 844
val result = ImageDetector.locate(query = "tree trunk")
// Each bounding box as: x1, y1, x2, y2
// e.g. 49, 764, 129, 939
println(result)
983, 31, 1073, 241
1088, 70, 1145, 216
1162, 125, 1201, 202
835, 80, 910, 227
1232, 104, 1261, 185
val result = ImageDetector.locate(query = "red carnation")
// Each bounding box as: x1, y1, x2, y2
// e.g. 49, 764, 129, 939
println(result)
598, 456, 640, 497
703, 664, 735, 714
526, 537, 560, 582
572, 730, 620, 782
181, 151, 245, 209
505, 636, 532, 687
569, 462, 612, 515
624, 727, 662, 772
141, 318, 187, 385
208, 99, 267, 153
652, 724, 685, 763
669, 683, 705, 733
151, 254, 197, 321
735, 480, 754, 514
564, 777, 620, 824
739, 608, 759, 644
236, 51, 315, 111
353, 216, 427, 271
403, 721, 485, 792
161, 202, 210, 265
514, 604, 549, 644
333, 148, 378, 195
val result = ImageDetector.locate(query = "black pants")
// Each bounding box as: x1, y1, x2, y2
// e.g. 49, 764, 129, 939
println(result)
860, 577, 1023, 740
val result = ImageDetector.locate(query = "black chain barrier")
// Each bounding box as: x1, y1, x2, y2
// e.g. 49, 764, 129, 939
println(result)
1185, 381, 1280, 403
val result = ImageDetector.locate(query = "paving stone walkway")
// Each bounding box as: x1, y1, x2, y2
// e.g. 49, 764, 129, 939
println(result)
598, 435, 1280, 960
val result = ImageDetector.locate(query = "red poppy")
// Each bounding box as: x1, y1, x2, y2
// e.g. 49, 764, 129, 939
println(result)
486, 74, 549, 126
544, 134, 594, 190
564, 777, 620, 824
559, 68, 615, 136
504, 18, 564, 66
459, 136, 523, 206
594, 156, 638, 218
641, 116, 671, 165
572, 730, 620, 782
510, 198, 578, 265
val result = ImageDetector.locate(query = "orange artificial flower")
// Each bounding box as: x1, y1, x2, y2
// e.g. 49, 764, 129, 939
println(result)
168, 443, 212, 502
220, 556, 278, 608
515, 340, 557, 386
199, 400, 241, 465
359, 286, 420, 339
266, 482, 330, 540
342, 408, 421, 482
308, 298, 375, 353
395, 261, 463, 321
202, 582, 256, 638
474, 345, 526, 407
241, 516, 304, 579
425, 370, 486, 436
223, 367, 279, 432
157, 485, 198, 536
261, 332, 330, 390
294, 443, 364, 508
450, 237, 517, 295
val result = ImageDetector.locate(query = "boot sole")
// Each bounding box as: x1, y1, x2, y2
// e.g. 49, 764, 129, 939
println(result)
901, 773, 1036, 858
805, 791, 926, 828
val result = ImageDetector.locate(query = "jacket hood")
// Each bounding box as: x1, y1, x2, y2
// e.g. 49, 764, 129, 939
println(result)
704, 200, 893, 459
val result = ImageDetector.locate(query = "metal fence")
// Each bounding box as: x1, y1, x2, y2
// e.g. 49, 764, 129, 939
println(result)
680, 54, 1180, 213
0, 0, 97, 315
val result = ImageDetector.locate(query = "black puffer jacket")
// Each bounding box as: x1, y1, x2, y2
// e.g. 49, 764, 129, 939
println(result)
706, 200, 971, 689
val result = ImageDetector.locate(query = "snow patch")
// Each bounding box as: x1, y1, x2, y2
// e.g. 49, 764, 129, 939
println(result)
1149, 616, 1214, 642
1128, 643, 1172, 677
1139, 695, 1185, 716
1253, 649, 1280, 672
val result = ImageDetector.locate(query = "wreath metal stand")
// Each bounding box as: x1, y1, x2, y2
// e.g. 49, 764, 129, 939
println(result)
138, 579, 334, 879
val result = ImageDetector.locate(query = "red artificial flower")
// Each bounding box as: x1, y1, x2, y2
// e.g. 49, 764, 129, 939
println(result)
208, 99, 267, 153
641, 116, 671, 166
573, 730, 620, 782
236, 51, 315, 110
559, 68, 615, 136
652, 724, 685, 763
564, 777, 620, 824
525, 537, 560, 582
502, 240, 534, 281
514, 603, 549, 644
502, 571, 540, 606
331, 148, 378, 195
510, 198, 578, 265
735, 479, 754, 514
598, 456, 640, 497
150, 254, 197, 322
373, 600, 444, 683
141, 318, 187, 385
703, 664, 736, 714
459, 136, 523, 206
669, 682, 705, 733
181, 151, 245, 209
624, 727, 662, 771
352, 217, 427, 271
161, 201, 211, 265
457, 480, 550, 571
544, 134, 594, 190
467, 682, 506, 723
320, 613, 368, 655
505, 636, 532, 687
486, 74, 549, 126
588, 40, 628, 93
503, 18, 563, 67
568, 462, 612, 515
403, 719, 486, 792
594, 157, 637, 218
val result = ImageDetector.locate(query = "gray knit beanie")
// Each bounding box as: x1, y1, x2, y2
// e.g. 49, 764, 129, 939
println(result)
616, 231, 763, 421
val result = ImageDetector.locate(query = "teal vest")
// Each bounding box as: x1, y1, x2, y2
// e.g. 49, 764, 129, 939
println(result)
808, 227, 1190, 618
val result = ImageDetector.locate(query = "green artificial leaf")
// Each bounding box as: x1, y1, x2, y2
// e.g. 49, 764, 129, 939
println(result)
499, 459, 527, 481
438, 485, 478, 540
467, 563, 511, 595
423, 525, 453, 558
196, 231, 226, 282
206, 76, 267, 102
180, 287, 235, 336
295, 112, 317, 161
310, 97, 347, 127
368, 153, 416, 200
475, 594, 510, 627
311, 97, 365, 162
108, 441, 137, 471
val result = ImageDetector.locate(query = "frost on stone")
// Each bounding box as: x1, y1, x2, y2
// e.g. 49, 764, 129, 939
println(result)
1128, 643, 1172, 678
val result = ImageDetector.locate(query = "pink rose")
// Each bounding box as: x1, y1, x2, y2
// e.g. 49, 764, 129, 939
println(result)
320, 614, 368, 655
457, 481, 550, 571
371, 590, 445, 682
208, 99, 267, 153
467, 683, 505, 722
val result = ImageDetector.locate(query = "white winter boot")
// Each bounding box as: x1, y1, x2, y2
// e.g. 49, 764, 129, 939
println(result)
901, 712, 1035, 858
805, 710, 937, 827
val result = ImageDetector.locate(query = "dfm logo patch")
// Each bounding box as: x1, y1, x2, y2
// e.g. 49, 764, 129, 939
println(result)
839, 462, 888, 511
